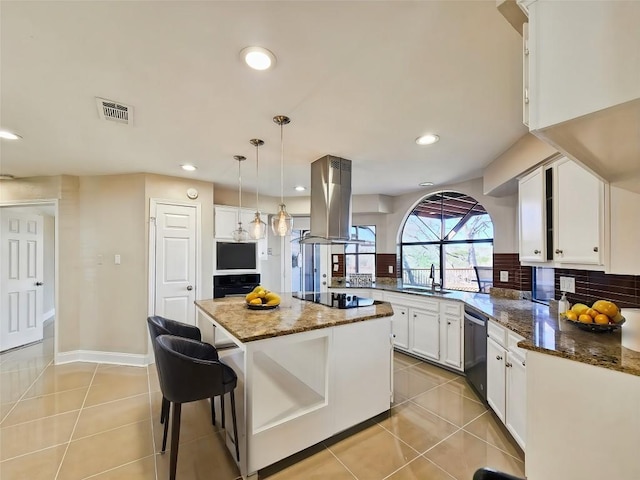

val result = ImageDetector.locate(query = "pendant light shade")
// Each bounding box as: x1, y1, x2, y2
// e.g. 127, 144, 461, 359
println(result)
249, 138, 267, 240
231, 155, 249, 242
272, 115, 293, 236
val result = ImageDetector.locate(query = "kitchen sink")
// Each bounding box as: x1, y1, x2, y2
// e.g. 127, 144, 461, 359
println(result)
402, 287, 453, 295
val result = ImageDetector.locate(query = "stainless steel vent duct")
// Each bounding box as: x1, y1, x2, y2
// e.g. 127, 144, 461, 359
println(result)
300, 155, 353, 244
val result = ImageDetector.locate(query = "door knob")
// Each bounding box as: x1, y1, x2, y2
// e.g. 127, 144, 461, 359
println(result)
186, 285, 193, 291
35, 281, 43, 286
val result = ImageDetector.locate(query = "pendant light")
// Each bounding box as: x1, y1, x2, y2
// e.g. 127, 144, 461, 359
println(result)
231, 155, 249, 242
272, 115, 293, 236
249, 138, 267, 240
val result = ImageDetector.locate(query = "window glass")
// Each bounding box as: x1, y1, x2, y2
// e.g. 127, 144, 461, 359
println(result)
345, 225, 376, 276
401, 192, 493, 292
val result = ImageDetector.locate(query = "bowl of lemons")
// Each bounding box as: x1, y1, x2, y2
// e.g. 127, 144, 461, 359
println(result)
245, 285, 281, 310
562, 300, 625, 332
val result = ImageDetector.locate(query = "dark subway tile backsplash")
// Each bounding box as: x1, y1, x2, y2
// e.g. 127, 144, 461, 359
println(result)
493, 253, 532, 292
555, 268, 640, 308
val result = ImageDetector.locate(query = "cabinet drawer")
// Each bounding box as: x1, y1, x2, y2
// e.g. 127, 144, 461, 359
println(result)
441, 301, 462, 317
508, 332, 527, 360
487, 321, 507, 347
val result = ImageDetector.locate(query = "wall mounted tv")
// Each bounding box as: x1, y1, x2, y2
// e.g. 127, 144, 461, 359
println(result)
216, 241, 257, 270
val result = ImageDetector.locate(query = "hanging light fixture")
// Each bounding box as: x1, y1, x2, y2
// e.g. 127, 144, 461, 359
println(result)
231, 155, 250, 242
272, 115, 293, 236
249, 138, 267, 240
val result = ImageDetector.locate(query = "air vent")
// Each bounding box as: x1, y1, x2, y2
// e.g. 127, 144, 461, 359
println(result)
95, 97, 133, 125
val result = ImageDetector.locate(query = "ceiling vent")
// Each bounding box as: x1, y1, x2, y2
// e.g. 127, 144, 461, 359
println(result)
95, 97, 133, 125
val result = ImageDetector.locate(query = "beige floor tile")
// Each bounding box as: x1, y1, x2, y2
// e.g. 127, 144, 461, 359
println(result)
0, 368, 42, 403
328, 423, 418, 480
424, 430, 525, 480
22, 363, 96, 399
92, 365, 149, 380
0, 410, 79, 460
0, 444, 67, 480
263, 447, 354, 479
0, 355, 52, 374
151, 395, 219, 448
393, 368, 442, 402
147, 367, 160, 393
412, 386, 487, 427
463, 411, 524, 461
84, 454, 156, 480
394, 351, 422, 370
377, 402, 459, 454
386, 456, 455, 480
73, 393, 151, 440
84, 372, 149, 407
1, 387, 87, 427
57, 420, 154, 480
0, 402, 15, 422
408, 362, 460, 383
440, 376, 484, 403
155, 433, 240, 480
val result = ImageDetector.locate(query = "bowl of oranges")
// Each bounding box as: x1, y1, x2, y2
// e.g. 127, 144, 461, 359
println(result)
561, 300, 625, 332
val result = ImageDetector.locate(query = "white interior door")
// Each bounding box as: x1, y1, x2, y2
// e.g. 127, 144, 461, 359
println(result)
154, 203, 197, 325
1, 210, 44, 351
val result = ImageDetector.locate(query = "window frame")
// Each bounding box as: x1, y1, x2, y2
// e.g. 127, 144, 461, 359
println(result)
345, 225, 376, 278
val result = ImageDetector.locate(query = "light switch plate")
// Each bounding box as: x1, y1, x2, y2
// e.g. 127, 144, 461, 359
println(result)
500, 271, 509, 282
560, 276, 575, 293
114, 254, 121, 265
388, 265, 394, 274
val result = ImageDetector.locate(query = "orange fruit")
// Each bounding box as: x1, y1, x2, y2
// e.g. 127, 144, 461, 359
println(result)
565, 311, 578, 321
578, 314, 593, 323
593, 314, 610, 325
592, 300, 619, 318
585, 308, 599, 318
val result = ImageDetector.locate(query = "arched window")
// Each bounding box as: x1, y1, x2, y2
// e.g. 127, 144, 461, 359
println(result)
400, 191, 494, 292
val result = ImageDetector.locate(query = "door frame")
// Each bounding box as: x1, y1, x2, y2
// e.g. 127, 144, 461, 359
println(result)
0, 199, 59, 359
148, 198, 202, 319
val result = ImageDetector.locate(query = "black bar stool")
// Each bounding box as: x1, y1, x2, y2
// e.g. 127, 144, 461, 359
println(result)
473, 467, 525, 480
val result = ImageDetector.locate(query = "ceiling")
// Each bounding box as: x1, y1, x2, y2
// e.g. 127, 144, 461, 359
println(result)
0, 1, 527, 198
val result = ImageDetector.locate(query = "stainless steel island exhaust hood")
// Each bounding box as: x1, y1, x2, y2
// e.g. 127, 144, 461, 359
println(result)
300, 155, 354, 244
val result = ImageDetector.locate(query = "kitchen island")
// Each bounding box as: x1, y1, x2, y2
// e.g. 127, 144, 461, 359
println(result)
195, 295, 394, 479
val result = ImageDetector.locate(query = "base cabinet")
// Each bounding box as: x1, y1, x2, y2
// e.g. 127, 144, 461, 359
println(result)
486, 321, 527, 450
385, 292, 463, 372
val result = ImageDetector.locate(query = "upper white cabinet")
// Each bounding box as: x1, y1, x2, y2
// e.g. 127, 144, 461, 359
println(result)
518, 166, 546, 262
554, 158, 604, 265
214, 205, 256, 239
526, 0, 640, 131
518, 157, 606, 267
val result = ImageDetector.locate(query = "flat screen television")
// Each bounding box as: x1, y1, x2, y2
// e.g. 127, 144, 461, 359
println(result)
216, 241, 257, 270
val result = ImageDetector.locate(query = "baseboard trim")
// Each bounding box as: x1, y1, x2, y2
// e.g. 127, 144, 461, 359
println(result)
55, 350, 151, 367
43, 309, 55, 322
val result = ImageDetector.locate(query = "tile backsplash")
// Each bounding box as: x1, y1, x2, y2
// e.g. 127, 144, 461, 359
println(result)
555, 268, 640, 308
492, 253, 532, 292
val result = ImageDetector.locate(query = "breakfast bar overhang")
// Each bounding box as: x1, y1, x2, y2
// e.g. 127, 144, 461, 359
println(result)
195, 295, 394, 479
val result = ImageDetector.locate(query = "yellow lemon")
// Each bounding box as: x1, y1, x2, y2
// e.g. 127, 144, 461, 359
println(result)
571, 303, 589, 316
565, 311, 578, 321
249, 298, 262, 305
246, 292, 259, 302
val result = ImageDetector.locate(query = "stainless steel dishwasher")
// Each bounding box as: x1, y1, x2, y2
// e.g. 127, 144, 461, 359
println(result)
464, 306, 488, 402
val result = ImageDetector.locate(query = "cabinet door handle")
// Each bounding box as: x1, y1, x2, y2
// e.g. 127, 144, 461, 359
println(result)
593, 246, 599, 252
447, 321, 451, 325
496, 355, 503, 360
506, 362, 513, 368
555, 249, 563, 255
534, 249, 540, 254
524, 88, 529, 104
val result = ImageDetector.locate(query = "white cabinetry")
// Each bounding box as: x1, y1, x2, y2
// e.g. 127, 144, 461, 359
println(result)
486, 321, 527, 450
526, 0, 640, 131
518, 157, 606, 268
554, 158, 604, 265
518, 166, 546, 262
215, 205, 268, 260
384, 292, 463, 372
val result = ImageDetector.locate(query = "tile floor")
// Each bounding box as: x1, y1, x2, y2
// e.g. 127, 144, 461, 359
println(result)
0, 325, 525, 479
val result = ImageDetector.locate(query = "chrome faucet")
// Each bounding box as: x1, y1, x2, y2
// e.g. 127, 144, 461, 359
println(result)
429, 264, 441, 292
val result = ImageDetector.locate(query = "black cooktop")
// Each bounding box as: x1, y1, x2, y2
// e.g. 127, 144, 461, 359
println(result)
292, 292, 375, 309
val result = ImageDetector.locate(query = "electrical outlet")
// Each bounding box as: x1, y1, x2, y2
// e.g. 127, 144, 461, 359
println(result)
500, 271, 509, 282
560, 276, 575, 293
114, 254, 121, 265
388, 265, 394, 274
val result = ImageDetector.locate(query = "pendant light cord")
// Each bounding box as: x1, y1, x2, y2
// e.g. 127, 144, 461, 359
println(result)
280, 123, 284, 205
255, 143, 260, 211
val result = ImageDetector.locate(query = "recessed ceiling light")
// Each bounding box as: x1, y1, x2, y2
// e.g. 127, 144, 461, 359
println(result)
0, 130, 22, 140
181, 164, 197, 171
294, 186, 306, 192
415, 134, 439, 145
240, 46, 277, 71
419, 181, 434, 187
